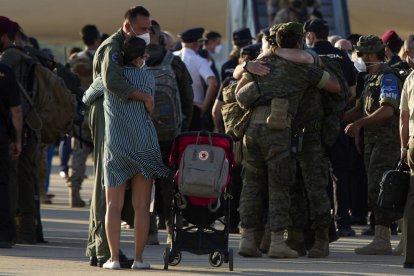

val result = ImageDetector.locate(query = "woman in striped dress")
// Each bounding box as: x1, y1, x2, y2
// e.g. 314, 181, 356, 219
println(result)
86, 37, 169, 270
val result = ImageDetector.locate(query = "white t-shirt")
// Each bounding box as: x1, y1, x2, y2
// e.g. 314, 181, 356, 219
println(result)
174, 47, 215, 105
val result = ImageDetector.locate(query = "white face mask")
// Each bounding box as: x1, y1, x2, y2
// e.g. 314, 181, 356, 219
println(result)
130, 26, 150, 45
137, 32, 150, 46
354, 57, 382, 72
140, 60, 146, 69
214, 44, 222, 54
354, 57, 367, 72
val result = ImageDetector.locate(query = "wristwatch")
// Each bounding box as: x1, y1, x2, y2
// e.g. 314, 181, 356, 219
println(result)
242, 61, 249, 72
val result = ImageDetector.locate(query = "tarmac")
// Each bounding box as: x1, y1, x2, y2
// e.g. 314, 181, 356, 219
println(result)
0, 156, 412, 276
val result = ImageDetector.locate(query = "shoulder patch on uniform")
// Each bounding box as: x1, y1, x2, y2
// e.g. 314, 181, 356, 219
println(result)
111, 52, 119, 63
380, 73, 399, 101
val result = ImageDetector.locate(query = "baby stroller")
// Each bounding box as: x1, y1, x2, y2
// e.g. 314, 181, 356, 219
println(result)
163, 130, 234, 271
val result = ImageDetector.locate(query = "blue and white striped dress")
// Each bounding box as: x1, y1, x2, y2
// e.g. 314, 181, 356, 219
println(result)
102, 67, 169, 187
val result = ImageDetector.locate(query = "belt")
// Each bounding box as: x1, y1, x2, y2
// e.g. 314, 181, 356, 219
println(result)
250, 106, 271, 124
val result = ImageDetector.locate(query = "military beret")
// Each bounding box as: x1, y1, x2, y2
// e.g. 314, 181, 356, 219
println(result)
381, 30, 403, 49
178, 27, 206, 43
0, 16, 19, 38
303, 19, 329, 37
233, 28, 253, 44
354, 35, 385, 54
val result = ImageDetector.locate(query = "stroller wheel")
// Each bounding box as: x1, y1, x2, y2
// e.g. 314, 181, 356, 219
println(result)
168, 250, 182, 266
208, 251, 224, 267
228, 248, 234, 271
163, 247, 170, 270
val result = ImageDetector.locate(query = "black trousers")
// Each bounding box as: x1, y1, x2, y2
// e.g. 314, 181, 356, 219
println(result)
0, 137, 14, 242
327, 129, 353, 229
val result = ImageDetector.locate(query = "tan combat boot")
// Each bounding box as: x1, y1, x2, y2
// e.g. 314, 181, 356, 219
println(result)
268, 231, 299, 258
355, 225, 392, 255
286, 227, 307, 256
393, 219, 405, 256
308, 227, 329, 258
238, 228, 262, 257
259, 225, 271, 253
253, 225, 265, 248
69, 187, 86, 208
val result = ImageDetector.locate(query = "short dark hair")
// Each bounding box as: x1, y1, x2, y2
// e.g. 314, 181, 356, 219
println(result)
123, 37, 146, 65
81, 25, 100, 46
124, 6, 150, 22
277, 30, 303, 49
204, 31, 221, 41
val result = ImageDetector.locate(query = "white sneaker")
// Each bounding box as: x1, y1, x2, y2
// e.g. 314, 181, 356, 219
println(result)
102, 260, 120, 269
131, 261, 150, 269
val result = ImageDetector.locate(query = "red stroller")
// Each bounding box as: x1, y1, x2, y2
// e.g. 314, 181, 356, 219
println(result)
163, 131, 234, 271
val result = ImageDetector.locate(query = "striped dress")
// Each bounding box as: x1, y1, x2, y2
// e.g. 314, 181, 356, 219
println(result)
97, 67, 169, 187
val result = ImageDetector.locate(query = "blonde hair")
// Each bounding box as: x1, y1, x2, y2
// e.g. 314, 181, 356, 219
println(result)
399, 35, 414, 60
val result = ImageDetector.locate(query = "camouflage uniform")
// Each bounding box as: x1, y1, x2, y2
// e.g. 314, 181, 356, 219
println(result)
358, 63, 402, 226
239, 55, 329, 232
289, 85, 331, 230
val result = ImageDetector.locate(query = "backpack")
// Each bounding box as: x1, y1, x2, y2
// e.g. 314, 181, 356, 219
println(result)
178, 133, 229, 199
5, 48, 76, 143
146, 51, 182, 142
319, 55, 351, 147
25, 46, 85, 125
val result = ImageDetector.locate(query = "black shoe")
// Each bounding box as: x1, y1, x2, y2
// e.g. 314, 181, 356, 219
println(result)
329, 221, 339, 243
89, 256, 97, 267
119, 254, 134, 268
337, 227, 356, 237
361, 226, 375, 236
0, 241, 13, 248
404, 263, 414, 269
350, 216, 367, 226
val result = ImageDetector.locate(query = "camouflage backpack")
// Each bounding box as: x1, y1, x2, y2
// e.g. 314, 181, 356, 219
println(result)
221, 80, 251, 140
146, 51, 182, 142
319, 55, 351, 147
4, 48, 76, 143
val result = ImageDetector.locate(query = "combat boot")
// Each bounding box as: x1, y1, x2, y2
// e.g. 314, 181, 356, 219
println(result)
355, 225, 392, 255
393, 219, 405, 256
69, 187, 85, 208
238, 228, 262, 257
253, 225, 265, 248
268, 231, 299, 258
286, 227, 307, 256
259, 225, 270, 253
308, 227, 329, 258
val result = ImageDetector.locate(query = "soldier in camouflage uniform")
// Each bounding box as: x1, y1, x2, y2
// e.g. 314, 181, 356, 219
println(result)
237, 22, 340, 258
343, 35, 402, 255
288, 76, 332, 258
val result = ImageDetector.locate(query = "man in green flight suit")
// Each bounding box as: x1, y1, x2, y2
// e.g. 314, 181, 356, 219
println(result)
86, 6, 154, 267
